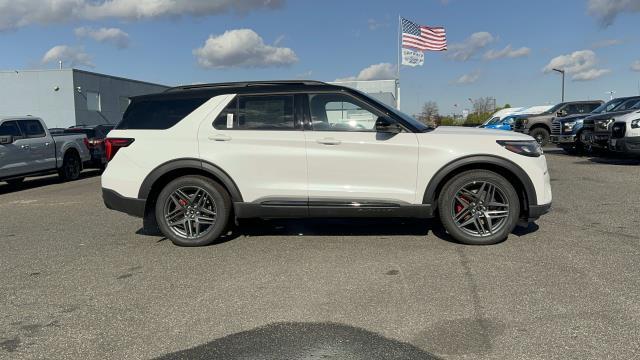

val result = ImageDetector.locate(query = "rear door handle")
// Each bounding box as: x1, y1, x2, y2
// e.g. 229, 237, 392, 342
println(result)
316, 138, 341, 145
208, 134, 232, 142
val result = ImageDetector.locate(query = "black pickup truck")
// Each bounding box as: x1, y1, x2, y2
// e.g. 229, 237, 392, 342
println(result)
581, 96, 640, 151
513, 100, 603, 146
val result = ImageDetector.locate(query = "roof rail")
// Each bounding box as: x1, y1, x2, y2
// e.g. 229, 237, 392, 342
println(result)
164, 80, 328, 93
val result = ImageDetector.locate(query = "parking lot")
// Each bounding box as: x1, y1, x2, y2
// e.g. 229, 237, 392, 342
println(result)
0, 150, 639, 359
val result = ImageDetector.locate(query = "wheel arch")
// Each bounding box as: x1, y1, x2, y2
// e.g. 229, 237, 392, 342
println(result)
138, 158, 243, 204
529, 123, 550, 133
423, 155, 537, 214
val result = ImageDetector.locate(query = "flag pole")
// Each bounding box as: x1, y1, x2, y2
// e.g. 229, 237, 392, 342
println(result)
397, 15, 401, 110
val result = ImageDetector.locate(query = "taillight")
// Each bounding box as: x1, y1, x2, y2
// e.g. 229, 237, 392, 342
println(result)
105, 138, 134, 162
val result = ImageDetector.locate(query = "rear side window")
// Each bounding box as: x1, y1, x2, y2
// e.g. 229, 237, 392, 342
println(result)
18, 120, 46, 138
0, 121, 23, 137
213, 95, 295, 130
117, 97, 209, 130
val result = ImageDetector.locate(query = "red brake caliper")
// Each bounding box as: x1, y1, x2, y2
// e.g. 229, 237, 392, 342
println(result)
455, 195, 467, 214
179, 199, 188, 207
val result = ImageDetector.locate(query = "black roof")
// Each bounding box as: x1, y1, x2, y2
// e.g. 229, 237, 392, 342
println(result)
132, 80, 352, 101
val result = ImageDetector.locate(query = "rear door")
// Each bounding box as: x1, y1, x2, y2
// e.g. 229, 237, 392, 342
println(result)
17, 119, 55, 173
302, 92, 419, 207
198, 93, 308, 206
0, 120, 28, 178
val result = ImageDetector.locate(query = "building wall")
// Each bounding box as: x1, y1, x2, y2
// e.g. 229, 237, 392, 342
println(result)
72, 70, 168, 126
0, 69, 77, 128
330, 80, 398, 109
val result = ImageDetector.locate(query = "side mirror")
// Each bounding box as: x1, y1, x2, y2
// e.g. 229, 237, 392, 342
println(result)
375, 117, 402, 134
557, 110, 567, 117
0, 135, 13, 145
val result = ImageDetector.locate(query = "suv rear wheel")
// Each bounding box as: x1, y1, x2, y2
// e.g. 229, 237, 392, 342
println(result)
155, 175, 231, 247
438, 170, 520, 245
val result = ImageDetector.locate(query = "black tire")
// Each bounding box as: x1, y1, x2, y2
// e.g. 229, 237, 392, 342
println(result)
529, 127, 550, 146
437, 170, 520, 245
5, 177, 25, 186
58, 152, 82, 181
155, 176, 231, 247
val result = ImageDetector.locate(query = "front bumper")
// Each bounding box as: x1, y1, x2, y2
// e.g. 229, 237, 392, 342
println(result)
528, 203, 552, 221
102, 188, 146, 218
609, 136, 640, 155
584, 132, 610, 148
550, 134, 576, 144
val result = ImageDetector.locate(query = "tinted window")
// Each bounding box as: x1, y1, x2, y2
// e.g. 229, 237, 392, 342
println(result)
615, 98, 640, 111
309, 93, 380, 132
584, 103, 601, 113
18, 120, 46, 138
563, 104, 580, 114
213, 98, 237, 130
234, 95, 295, 130
117, 97, 209, 130
0, 121, 23, 137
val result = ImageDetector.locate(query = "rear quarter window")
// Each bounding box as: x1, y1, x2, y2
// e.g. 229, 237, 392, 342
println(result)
117, 97, 210, 130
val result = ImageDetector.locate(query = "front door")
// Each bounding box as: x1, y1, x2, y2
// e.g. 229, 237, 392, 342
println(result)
0, 120, 29, 178
17, 119, 55, 173
303, 92, 419, 207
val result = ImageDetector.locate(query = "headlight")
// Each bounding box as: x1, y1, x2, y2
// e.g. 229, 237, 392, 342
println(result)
563, 121, 576, 132
632, 119, 640, 129
497, 140, 543, 157
596, 119, 613, 130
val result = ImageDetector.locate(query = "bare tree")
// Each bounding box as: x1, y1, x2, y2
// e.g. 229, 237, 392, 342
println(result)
471, 97, 495, 114
417, 101, 439, 125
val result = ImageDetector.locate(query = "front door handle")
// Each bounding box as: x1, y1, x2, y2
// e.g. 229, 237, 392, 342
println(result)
316, 138, 341, 145
20, 144, 30, 150
208, 134, 232, 142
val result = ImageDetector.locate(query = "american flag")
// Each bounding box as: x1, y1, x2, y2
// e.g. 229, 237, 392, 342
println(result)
401, 17, 447, 51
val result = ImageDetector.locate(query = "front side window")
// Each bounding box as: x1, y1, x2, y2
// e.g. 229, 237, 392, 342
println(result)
18, 120, 45, 138
0, 121, 23, 138
308, 93, 379, 132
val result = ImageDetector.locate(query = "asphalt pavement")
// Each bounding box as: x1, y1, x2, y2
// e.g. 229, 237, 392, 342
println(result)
1, 150, 639, 359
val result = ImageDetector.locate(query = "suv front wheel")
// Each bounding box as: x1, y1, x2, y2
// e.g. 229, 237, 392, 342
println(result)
155, 175, 231, 246
438, 170, 520, 245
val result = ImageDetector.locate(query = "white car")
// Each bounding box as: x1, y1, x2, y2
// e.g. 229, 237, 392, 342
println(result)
609, 110, 640, 155
101, 81, 552, 246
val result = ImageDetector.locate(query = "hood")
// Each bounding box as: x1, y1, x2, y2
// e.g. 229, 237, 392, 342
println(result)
433, 126, 531, 139
585, 109, 635, 121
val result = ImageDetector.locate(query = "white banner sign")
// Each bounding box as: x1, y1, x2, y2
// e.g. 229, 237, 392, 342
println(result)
402, 48, 424, 67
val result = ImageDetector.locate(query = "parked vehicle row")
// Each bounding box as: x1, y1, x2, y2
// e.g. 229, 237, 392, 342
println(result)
480, 105, 553, 131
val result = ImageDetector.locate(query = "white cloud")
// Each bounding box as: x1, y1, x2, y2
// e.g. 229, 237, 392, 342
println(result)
454, 71, 480, 84
193, 29, 298, 69
631, 60, 640, 72
0, 0, 284, 31
483, 45, 531, 60
75, 27, 130, 48
543, 50, 610, 81
572, 68, 612, 81
448, 32, 494, 61
335, 63, 397, 81
591, 38, 623, 48
41, 45, 93, 68
587, 0, 640, 26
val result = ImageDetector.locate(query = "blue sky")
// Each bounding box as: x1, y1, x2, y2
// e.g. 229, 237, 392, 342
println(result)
1, 0, 639, 115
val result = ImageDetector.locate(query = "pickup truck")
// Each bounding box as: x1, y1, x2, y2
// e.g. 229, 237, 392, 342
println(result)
512, 100, 603, 146
581, 96, 640, 151
609, 110, 640, 155
0, 116, 91, 185
550, 97, 631, 153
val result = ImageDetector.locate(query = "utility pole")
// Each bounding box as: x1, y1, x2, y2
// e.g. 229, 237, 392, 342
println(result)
552, 68, 565, 102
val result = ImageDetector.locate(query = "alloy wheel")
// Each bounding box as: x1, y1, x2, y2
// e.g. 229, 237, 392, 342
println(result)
163, 186, 217, 239
451, 181, 510, 237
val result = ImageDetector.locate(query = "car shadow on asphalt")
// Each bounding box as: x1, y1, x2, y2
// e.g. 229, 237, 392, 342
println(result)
138, 218, 540, 246
154, 322, 440, 360
0, 170, 102, 195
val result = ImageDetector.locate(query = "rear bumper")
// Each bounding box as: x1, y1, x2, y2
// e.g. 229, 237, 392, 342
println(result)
102, 188, 146, 218
609, 136, 640, 154
527, 203, 552, 221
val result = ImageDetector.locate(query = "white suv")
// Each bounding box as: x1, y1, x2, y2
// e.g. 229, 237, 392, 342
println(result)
102, 81, 552, 246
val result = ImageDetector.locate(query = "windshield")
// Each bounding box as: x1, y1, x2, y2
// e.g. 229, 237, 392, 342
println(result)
592, 98, 625, 114
541, 103, 564, 115
355, 90, 431, 132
